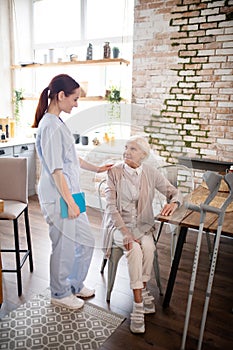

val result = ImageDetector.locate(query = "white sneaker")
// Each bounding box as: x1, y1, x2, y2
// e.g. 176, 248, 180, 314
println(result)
51, 294, 84, 310
76, 286, 95, 298
130, 304, 145, 333
142, 289, 156, 314
130, 311, 145, 333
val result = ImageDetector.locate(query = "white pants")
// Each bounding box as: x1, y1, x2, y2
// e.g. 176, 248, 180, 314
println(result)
41, 201, 94, 299
113, 230, 155, 290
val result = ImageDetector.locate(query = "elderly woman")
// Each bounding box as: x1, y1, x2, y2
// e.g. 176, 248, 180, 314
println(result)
102, 135, 183, 334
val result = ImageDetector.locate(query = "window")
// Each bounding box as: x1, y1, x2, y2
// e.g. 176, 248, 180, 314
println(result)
33, 0, 82, 45
86, 0, 134, 39
12, 0, 134, 133
33, 0, 134, 48
32, 0, 134, 68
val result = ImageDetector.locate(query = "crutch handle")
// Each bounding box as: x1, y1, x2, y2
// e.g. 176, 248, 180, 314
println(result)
200, 204, 221, 215
185, 202, 201, 212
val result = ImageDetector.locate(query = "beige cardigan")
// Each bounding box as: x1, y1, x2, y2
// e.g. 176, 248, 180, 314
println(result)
102, 162, 183, 257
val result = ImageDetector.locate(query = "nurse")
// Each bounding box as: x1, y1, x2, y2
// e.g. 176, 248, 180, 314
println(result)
32, 74, 112, 310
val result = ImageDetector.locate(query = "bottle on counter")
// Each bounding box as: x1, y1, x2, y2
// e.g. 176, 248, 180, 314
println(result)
103, 132, 109, 143
0, 132, 6, 142
9, 118, 15, 138
5, 124, 9, 139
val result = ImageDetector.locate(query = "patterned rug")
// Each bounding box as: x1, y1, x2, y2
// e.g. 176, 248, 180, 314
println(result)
0, 290, 125, 349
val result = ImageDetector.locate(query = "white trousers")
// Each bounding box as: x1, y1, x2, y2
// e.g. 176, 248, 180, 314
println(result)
41, 201, 94, 299
113, 231, 155, 290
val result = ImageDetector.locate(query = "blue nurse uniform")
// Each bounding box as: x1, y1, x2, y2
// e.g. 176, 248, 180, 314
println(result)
36, 113, 94, 299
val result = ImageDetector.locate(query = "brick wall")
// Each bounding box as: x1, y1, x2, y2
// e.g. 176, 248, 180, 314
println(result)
132, 0, 233, 164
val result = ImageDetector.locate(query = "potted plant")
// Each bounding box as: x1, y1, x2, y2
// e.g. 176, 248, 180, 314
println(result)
106, 86, 122, 123
112, 47, 120, 58
106, 86, 122, 104
13, 89, 24, 125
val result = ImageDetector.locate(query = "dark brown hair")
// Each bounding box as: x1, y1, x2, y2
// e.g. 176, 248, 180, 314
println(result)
32, 74, 80, 128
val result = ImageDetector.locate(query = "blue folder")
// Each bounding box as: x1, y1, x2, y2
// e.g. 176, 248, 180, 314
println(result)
60, 192, 86, 218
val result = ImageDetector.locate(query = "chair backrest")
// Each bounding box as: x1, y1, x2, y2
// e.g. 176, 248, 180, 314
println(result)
157, 164, 194, 193
153, 164, 194, 214
0, 157, 28, 203
98, 178, 107, 211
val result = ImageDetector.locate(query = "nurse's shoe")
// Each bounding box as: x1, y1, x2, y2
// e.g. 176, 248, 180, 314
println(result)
51, 294, 84, 310
76, 286, 95, 298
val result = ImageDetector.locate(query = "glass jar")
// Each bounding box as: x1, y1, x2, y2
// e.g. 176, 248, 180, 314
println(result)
103, 42, 111, 59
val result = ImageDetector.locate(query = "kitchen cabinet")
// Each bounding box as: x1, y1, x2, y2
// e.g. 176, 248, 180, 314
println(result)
0, 141, 36, 196
0, 146, 14, 157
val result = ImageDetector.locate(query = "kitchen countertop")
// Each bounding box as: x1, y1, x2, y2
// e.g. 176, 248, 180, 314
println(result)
0, 137, 35, 147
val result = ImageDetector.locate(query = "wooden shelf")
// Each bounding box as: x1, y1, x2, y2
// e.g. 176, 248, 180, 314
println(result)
22, 96, 106, 102
22, 96, 128, 103
11, 58, 130, 69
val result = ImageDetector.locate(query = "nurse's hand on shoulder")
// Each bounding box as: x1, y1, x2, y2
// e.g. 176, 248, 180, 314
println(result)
68, 203, 80, 219
97, 164, 113, 173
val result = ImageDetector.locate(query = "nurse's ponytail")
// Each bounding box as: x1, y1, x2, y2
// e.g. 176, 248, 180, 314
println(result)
32, 87, 49, 128
32, 74, 80, 128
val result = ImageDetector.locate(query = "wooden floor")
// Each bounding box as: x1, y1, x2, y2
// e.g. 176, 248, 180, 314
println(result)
0, 195, 233, 350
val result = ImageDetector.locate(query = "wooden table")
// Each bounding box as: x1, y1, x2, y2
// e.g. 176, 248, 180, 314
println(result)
178, 156, 232, 172
156, 185, 233, 308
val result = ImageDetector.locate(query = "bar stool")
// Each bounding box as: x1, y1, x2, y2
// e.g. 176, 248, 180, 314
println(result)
0, 157, 34, 296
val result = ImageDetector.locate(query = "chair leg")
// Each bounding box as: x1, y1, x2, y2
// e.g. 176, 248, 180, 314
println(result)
24, 207, 33, 272
100, 257, 107, 274
107, 247, 123, 302
13, 219, 22, 297
153, 248, 163, 295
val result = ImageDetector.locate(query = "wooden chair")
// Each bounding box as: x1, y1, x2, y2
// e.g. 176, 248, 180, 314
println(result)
0, 157, 33, 296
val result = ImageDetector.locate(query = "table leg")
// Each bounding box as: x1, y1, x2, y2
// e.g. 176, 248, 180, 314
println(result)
163, 226, 188, 308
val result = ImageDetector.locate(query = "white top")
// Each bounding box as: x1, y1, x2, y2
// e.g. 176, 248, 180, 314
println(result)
120, 164, 144, 239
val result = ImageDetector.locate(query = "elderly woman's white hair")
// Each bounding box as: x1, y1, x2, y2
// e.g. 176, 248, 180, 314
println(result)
127, 135, 151, 160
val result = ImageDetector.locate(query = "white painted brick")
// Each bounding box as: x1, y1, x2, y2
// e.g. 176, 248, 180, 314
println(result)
217, 138, 233, 145
201, 8, 219, 16
208, 14, 225, 22
206, 28, 224, 35
208, 1, 224, 7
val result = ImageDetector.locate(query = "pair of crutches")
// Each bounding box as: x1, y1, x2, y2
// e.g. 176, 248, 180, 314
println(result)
181, 171, 233, 350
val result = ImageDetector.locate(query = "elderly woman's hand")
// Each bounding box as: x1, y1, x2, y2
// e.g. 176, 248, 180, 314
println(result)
160, 202, 178, 216
121, 230, 139, 251
123, 232, 134, 250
